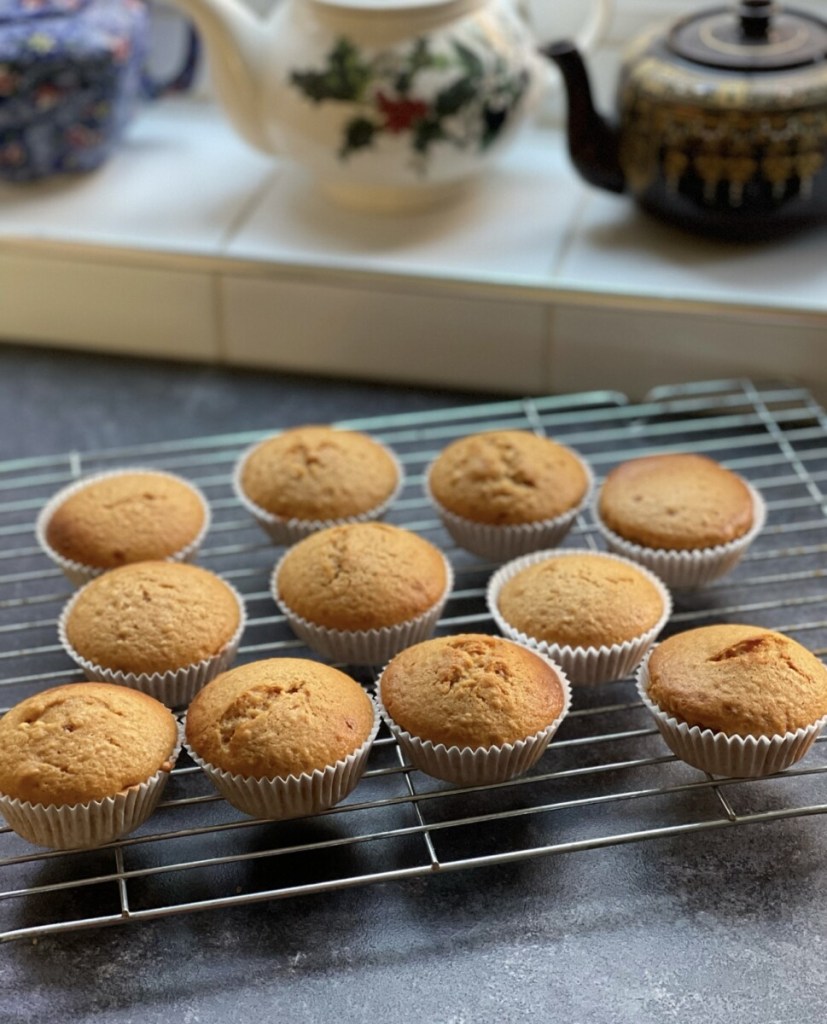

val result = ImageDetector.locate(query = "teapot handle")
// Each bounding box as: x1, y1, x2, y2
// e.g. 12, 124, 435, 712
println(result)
141, 25, 200, 100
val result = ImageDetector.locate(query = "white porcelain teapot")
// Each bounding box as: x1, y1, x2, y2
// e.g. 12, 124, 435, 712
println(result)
167, 0, 613, 209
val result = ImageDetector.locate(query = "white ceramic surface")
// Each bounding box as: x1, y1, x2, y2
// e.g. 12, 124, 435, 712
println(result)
2, 100, 827, 399
559, 189, 827, 314
224, 124, 583, 283
0, 98, 275, 253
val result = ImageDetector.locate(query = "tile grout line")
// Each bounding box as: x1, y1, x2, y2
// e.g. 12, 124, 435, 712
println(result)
545, 187, 592, 393
213, 163, 284, 363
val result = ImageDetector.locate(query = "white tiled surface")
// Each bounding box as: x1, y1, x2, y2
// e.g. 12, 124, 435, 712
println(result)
0, 100, 276, 254
549, 304, 827, 398
0, 93, 825, 397
222, 275, 550, 391
1, 250, 220, 359
561, 192, 827, 315
224, 127, 585, 286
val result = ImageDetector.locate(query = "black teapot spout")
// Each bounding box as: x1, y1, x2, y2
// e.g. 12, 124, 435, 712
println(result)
542, 40, 625, 194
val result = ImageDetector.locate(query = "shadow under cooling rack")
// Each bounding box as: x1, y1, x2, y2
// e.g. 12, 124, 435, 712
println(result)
1, 377, 826, 941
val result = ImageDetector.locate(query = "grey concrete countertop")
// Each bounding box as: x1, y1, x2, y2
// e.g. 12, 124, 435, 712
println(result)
1, 345, 825, 1024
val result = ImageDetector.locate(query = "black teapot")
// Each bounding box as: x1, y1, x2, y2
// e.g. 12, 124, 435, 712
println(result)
544, 0, 827, 239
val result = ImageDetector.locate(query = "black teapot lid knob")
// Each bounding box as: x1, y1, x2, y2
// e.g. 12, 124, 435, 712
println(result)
669, 0, 827, 71
738, 0, 774, 40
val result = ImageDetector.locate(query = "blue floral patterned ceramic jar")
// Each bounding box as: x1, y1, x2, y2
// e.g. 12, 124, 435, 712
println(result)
0, 0, 196, 180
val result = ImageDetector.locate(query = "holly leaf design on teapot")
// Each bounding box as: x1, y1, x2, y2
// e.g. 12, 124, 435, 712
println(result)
290, 32, 529, 170
290, 38, 372, 103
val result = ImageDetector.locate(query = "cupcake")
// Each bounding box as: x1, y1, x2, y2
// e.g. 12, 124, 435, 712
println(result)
377, 633, 571, 785
637, 623, 827, 777
36, 468, 211, 586
59, 561, 246, 708
0, 682, 180, 849
487, 549, 671, 685
185, 658, 379, 819
595, 453, 765, 588
233, 425, 403, 545
272, 522, 453, 665
425, 429, 592, 562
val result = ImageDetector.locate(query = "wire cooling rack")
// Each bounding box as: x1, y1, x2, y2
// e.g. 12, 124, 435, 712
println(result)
1, 377, 826, 942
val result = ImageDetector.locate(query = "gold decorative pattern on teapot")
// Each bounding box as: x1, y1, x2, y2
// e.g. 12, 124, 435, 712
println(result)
545, 2, 827, 237
618, 54, 827, 207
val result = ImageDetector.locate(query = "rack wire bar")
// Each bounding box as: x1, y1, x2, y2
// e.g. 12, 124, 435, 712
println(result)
1, 377, 826, 942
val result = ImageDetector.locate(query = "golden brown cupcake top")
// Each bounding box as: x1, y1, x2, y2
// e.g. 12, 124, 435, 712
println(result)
185, 658, 375, 778
380, 634, 565, 749
0, 682, 178, 806
496, 552, 666, 649
276, 522, 448, 632
598, 453, 754, 551
428, 430, 589, 526
646, 624, 827, 738
64, 561, 242, 675
44, 471, 207, 569
239, 425, 399, 522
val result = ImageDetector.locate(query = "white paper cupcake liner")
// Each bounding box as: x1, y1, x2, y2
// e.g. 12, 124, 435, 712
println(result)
271, 551, 454, 666
636, 652, 827, 778
36, 467, 212, 587
486, 548, 672, 685
0, 725, 182, 850
58, 579, 247, 709
594, 482, 766, 590
375, 651, 572, 786
232, 437, 405, 547
424, 448, 594, 563
184, 696, 380, 819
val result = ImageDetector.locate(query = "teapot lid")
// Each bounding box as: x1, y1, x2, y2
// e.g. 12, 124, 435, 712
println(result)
669, 0, 827, 71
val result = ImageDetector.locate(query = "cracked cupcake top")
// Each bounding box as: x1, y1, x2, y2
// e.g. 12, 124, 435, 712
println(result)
185, 658, 375, 779
239, 425, 400, 522
427, 430, 590, 526
275, 522, 448, 632
44, 470, 207, 570
0, 682, 178, 806
496, 552, 667, 649
379, 634, 566, 749
647, 624, 827, 737
64, 561, 242, 675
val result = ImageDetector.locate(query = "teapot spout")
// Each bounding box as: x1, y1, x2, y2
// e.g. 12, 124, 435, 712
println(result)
168, 0, 271, 154
542, 40, 624, 194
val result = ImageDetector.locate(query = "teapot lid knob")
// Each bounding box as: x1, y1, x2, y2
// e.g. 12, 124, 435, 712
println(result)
738, 0, 774, 40
669, 0, 827, 71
